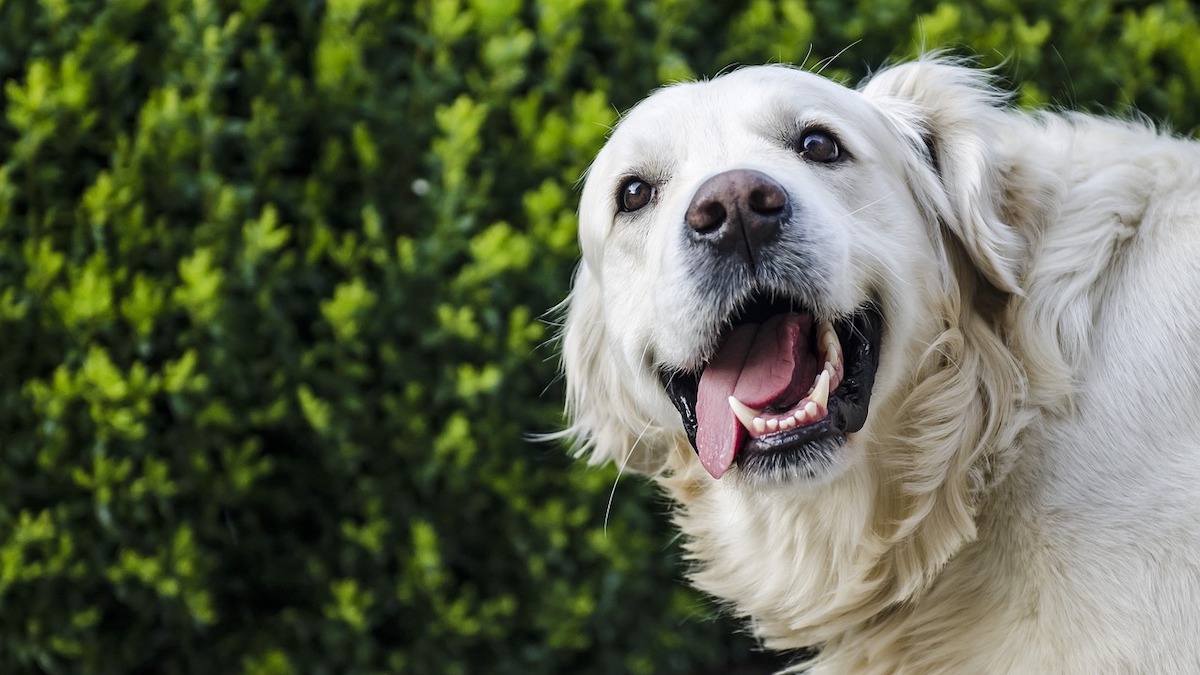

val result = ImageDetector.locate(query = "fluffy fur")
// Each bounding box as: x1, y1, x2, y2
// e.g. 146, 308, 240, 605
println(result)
558, 57, 1200, 673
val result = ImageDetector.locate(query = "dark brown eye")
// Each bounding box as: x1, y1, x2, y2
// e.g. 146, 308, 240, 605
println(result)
618, 178, 654, 212
799, 130, 841, 163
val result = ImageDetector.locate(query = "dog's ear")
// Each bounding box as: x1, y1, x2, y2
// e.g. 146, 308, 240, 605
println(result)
557, 264, 665, 473
861, 58, 1034, 294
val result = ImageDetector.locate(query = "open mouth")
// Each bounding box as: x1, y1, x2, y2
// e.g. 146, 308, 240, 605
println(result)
661, 295, 883, 480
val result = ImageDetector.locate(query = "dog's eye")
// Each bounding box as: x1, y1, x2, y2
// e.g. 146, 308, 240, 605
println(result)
798, 130, 841, 163
618, 178, 655, 212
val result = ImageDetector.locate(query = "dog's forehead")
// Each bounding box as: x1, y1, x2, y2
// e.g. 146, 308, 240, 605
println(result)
599, 66, 875, 168
643, 66, 857, 115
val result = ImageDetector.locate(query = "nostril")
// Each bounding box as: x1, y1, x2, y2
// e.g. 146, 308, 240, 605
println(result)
684, 169, 788, 264
748, 184, 787, 215
687, 199, 728, 232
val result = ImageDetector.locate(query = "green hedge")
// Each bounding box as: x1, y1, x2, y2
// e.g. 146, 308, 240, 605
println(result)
1, 1, 1199, 673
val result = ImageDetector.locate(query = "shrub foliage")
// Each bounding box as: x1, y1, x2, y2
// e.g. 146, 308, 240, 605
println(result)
1, 1, 1198, 673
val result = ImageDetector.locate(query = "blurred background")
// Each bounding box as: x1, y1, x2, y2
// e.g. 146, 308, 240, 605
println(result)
2, 1, 1200, 673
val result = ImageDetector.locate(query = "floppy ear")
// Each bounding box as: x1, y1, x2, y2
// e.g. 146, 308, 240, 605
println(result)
557, 264, 666, 473
860, 58, 1036, 294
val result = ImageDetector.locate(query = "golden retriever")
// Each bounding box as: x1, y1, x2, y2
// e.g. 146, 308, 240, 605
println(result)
558, 57, 1200, 673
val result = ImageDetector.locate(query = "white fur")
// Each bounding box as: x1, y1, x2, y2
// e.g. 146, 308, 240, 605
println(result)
559, 57, 1200, 673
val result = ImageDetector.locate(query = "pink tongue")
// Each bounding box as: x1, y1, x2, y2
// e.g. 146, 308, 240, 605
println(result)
695, 313, 813, 479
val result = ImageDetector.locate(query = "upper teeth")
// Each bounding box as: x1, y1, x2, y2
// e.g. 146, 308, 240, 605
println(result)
820, 321, 840, 366
727, 320, 842, 438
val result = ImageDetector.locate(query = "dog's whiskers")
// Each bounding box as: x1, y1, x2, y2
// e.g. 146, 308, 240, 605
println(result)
813, 41, 861, 76
844, 190, 897, 218
604, 419, 654, 537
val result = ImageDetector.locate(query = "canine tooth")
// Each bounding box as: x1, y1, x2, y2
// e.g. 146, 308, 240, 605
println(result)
728, 396, 763, 433
822, 321, 837, 345
821, 322, 842, 363
810, 370, 830, 409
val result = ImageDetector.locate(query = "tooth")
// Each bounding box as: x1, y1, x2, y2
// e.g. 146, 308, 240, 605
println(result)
810, 370, 830, 409
781, 417, 795, 430
821, 322, 842, 364
794, 408, 809, 424
767, 419, 779, 432
804, 401, 819, 418
728, 396, 763, 433
753, 418, 766, 434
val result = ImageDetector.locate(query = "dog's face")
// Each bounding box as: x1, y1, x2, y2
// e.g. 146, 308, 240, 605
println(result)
561, 59, 1053, 649
589, 67, 930, 482
567, 64, 1019, 484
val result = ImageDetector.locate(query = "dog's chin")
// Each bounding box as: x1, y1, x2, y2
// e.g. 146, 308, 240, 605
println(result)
735, 422, 850, 484
728, 432, 865, 488
661, 299, 883, 483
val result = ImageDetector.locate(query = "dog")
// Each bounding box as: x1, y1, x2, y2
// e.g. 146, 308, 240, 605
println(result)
557, 57, 1200, 673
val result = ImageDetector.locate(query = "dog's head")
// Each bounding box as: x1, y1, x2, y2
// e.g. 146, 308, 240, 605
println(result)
559, 58, 1052, 646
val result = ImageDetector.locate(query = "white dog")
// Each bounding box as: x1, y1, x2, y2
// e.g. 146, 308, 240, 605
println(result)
558, 57, 1200, 673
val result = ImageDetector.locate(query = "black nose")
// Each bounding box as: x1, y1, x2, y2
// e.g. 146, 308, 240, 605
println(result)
685, 169, 790, 265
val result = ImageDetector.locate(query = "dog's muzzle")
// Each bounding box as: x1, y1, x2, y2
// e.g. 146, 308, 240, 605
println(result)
660, 169, 883, 481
